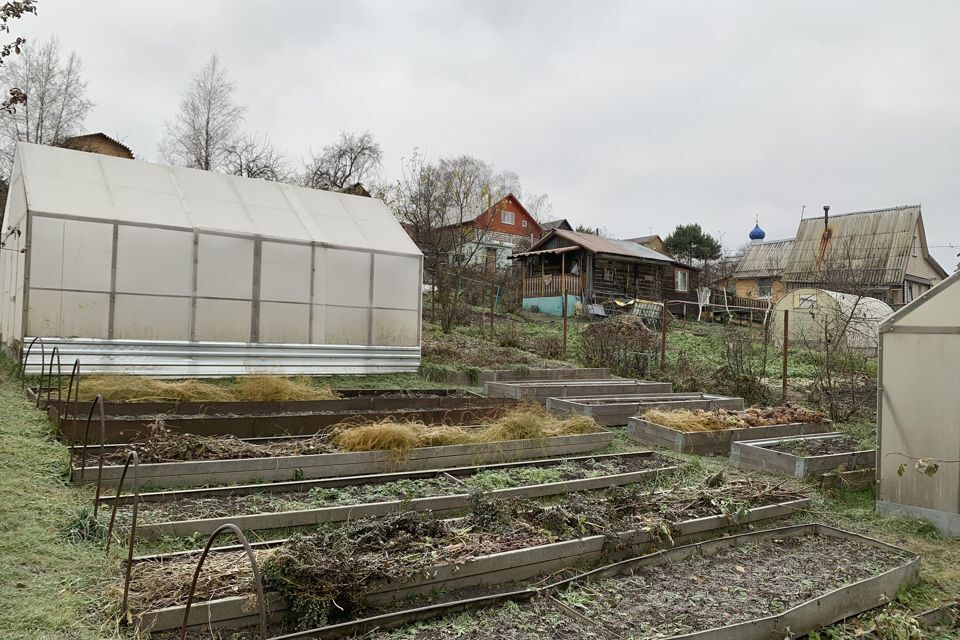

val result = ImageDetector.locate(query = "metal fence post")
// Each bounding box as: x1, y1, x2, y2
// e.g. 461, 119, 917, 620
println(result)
659, 303, 668, 372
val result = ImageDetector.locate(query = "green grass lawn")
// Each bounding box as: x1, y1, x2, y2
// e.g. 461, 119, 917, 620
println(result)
0, 370, 113, 639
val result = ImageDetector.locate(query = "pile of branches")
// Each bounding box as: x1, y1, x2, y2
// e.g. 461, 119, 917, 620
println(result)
581, 315, 660, 377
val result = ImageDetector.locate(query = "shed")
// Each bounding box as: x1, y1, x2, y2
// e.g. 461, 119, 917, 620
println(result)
876, 270, 960, 537
509, 229, 699, 315
768, 288, 893, 351
0, 142, 423, 376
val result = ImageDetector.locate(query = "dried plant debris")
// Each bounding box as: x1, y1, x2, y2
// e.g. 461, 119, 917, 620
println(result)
643, 404, 826, 432
764, 435, 866, 457
82, 406, 602, 465
119, 479, 803, 628
334, 406, 600, 455
365, 535, 911, 639
121, 454, 673, 525
73, 374, 339, 403
89, 423, 336, 465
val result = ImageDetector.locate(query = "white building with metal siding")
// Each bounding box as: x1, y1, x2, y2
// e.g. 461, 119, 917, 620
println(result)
877, 270, 960, 537
0, 142, 423, 376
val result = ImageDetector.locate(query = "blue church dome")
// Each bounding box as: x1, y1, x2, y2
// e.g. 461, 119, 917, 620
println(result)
749, 222, 766, 241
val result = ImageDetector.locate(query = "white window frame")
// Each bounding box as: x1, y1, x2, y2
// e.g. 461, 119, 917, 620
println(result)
521, 219, 528, 228
501, 210, 515, 225
911, 233, 919, 257
675, 269, 689, 292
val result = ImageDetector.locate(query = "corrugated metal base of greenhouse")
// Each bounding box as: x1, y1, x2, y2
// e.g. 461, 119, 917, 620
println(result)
18, 337, 421, 377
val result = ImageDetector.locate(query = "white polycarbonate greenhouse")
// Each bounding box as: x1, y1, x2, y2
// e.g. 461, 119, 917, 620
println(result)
877, 270, 960, 537
768, 288, 893, 352
0, 142, 423, 376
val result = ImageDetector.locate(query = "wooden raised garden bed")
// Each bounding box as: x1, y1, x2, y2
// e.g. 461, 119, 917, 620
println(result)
74, 430, 615, 489
627, 411, 833, 455
132, 490, 809, 632
316, 524, 917, 640
127, 452, 678, 540
730, 432, 876, 479
547, 393, 744, 426
57, 397, 517, 444
485, 379, 672, 402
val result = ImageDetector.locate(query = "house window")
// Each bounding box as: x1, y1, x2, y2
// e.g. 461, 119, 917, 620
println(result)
912, 233, 918, 257
758, 279, 772, 297
521, 219, 528, 227
675, 269, 689, 292
501, 210, 515, 225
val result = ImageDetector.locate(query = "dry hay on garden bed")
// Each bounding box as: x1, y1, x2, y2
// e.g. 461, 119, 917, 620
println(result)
86, 406, 601, 465
120, 477, 802, 628
72, 374, 338, 403
362, 535, 912, 639
120, 453, 675, 525
643, 404, 825, 432
335, 405, 599, 455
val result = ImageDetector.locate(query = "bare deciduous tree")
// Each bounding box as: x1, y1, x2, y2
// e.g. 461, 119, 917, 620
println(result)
159, 53, 245, 171
301, 130, 382, 191
224, 133, 287, 181
0, 36, 92, 171
394, 151, 500, 332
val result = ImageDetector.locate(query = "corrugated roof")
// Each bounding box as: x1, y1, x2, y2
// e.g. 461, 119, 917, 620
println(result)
541, 219, 572, 231
61, 132, 134, 158
732, 239, 794, 279
509, 245, 579, 259
782, 205, 920, 287
15, 142, 421, 256
525, 228, 674, 263
624, 234, 662, 244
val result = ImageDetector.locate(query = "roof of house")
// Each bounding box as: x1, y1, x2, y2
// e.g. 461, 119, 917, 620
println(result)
782, 205, 946, 286
541, 219, 573, 231
440, 193, 540, 231
11, 141, 421, 255
732, 239, 795, 280
512, 228, 678, 264
624, 234, 662, 245
60, 132, 134, 158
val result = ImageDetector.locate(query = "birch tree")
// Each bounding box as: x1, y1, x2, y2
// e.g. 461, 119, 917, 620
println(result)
0, 36, 92, 171
159, 54, 244, 171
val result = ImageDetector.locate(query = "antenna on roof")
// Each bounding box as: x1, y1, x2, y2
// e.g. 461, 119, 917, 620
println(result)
800, 205, 806, 219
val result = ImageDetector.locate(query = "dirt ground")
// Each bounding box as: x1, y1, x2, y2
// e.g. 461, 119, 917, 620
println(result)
765, 434, 865, 457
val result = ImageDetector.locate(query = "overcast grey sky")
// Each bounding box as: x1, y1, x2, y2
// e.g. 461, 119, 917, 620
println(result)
16, 1, 960, 269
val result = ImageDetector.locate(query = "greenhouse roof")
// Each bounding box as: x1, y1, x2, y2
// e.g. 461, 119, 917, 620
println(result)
13, 142, 421, 256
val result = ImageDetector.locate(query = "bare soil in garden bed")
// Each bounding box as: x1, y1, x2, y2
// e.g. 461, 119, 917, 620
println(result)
120, 453, 675, 525
764, 435, 864, 457
362, 535, 912, 639
118, 478, 803, 627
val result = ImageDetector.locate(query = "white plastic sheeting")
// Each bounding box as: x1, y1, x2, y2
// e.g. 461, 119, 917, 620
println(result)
0, 143, 423, 375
